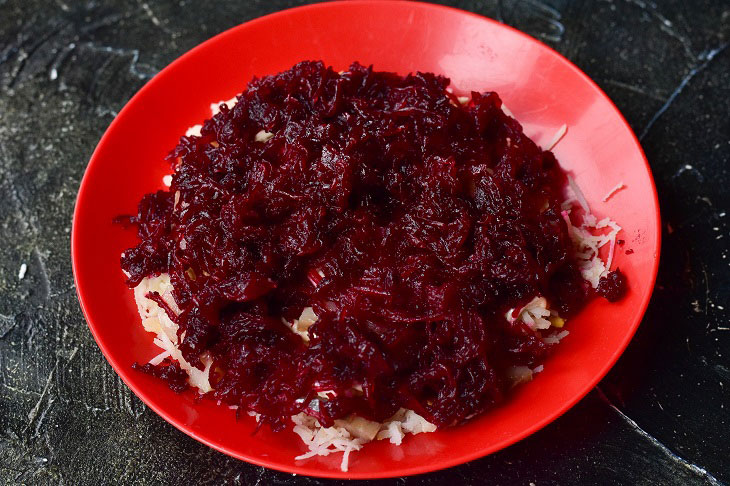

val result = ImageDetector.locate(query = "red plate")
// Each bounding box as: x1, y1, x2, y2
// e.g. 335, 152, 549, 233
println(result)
72, 0, 660, 479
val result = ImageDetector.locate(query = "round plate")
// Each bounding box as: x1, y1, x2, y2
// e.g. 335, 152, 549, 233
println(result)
72, 0, 660, 479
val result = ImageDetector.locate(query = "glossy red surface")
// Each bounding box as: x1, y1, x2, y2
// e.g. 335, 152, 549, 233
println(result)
72, 1, 660, 479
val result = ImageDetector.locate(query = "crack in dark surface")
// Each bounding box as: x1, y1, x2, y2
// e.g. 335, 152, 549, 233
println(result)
0, 16, 37, 66
604, 78, 665, 101
639, 42, 729, 140
31, 247, 52, 302
699, 356, 730, 383
596, 387, 724, 486
5, 24, 64, 88
0, 313, 17, 339
79, 12, 129, 35
498, 0, 565, 42
135, 0, 176, 38
25, 357, 58, 428
77, 41, 157, 80
623, 0, 697, 60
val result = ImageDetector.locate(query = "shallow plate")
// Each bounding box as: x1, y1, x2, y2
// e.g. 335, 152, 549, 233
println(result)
72, 0, 660, 479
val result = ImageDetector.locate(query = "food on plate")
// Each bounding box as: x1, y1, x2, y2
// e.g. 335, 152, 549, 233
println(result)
119, 61, 625, 470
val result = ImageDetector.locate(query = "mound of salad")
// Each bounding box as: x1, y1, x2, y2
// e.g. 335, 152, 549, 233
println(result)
119, 61, 625, 471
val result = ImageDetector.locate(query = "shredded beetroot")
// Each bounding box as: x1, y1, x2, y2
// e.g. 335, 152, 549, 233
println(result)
597, 269, 627, 302
121, 61, 622, 429
133, 360, 189, 393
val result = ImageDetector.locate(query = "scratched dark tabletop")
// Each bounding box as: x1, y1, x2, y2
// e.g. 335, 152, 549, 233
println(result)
1, 0, 728, 484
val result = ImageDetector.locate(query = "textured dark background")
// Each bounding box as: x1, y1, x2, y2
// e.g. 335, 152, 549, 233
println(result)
0, 0, 728, 484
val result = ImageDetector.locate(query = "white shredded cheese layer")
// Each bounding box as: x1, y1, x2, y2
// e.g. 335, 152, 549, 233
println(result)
134, 274, 213, 393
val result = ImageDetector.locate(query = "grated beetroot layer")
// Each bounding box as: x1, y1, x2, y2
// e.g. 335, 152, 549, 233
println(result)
121, 61, 624, 430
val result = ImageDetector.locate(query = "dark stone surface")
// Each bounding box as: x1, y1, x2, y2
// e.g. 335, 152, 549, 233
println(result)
0, 0, 728, 484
